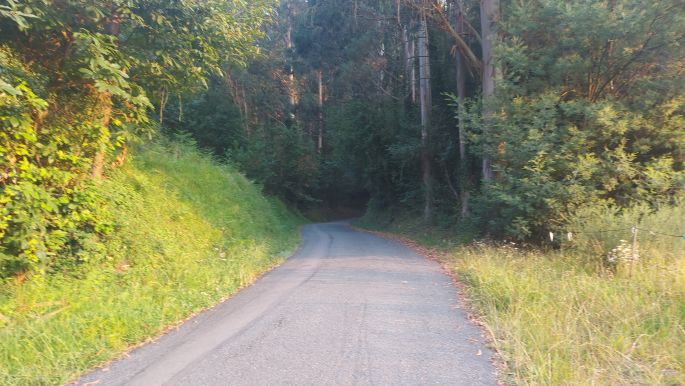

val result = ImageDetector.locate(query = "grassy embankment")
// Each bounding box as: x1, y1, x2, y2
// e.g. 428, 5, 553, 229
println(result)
358, 205, 685, 385
0, 140, 303, 385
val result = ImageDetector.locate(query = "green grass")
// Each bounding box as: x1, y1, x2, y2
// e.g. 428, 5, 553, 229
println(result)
0, 140, 303, 385
360, 204, 685, 385
452, 245, 685, 385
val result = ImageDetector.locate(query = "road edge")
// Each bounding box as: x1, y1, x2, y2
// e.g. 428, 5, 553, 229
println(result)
349, 224, 507, 386
67, 224, 308, 385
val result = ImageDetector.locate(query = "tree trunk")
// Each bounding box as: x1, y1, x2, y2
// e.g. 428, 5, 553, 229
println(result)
286, 4, 298, 119
241, 86, 250, 137
402, 25, 417, 105
410, 38, 417, 104
418, 8, 433, 223
91, 91, 112, 179
480, 0, 498, 182
316, 69, 324, 153
158, 87, 168, 125
91, 5, 120, 179
454, 0, 470, 217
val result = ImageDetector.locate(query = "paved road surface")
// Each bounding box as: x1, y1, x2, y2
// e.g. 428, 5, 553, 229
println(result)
76, 222, 497, 386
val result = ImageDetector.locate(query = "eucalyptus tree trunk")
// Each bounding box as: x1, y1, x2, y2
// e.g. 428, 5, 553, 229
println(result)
286, 3, 298, 119
480, 0, 498, 182
316, 69, 324, 153
418, 7, 433, 222
453, 0, 470, 216
402, 25, 417, 105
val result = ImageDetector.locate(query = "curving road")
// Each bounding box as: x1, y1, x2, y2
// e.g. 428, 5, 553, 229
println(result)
76, 222, 497, 386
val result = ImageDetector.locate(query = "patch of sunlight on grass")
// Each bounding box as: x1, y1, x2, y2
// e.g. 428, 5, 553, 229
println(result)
0, 140, 304, 385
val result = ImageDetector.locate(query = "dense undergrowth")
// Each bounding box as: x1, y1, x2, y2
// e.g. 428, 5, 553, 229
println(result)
0, 141, 302, 385
359, 203, 685, 385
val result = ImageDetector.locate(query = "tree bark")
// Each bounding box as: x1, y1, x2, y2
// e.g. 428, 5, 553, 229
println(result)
91, 4, 121, 179
418, 7, 433, 223
410, 38, 417, 104
480, 0, 498, 182
402, 25, 418, 105
453, 0, 470, 217
286, 3, 298, 119
316, 69, 324, 153
158, 87, 168, 125
241, 86, 250, 137
91, 91, 112, 179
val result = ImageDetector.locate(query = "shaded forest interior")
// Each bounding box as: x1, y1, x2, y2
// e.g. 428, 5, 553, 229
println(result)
166, 0, 684, 231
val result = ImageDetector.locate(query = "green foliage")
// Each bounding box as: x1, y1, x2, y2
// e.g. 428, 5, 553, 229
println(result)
326, 99, 420, 209
0, 0, 275, 277
163, 76, 319, 205
565, 201, 685, 263
473, 94, 684, 239
0, 47, 114, 276
164, 77, 245, 156
0, 140, 302, 385
229, 123, 320, 204
467, 0, 685, 239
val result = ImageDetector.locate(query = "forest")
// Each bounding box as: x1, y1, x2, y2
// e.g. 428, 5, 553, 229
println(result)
188, 0, 685, 237
2, 0, 685, 274
1, 0, 684, 384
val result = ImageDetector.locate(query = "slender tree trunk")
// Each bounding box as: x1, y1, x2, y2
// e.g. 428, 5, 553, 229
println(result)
402, 25, 417, 105
91, 91, 112, 179
222, 71, 252, 135
286, 4, 298, 119
241, 86, 250, 137
316, 69, 324, 153
158, 87, 168, 125
605, 0, 616, 93
91, 4, 121, 179
410, 38, 417, 104
480, 0, 498, 182
380, 43, 385, 85
418, 8, 433, 222
454, 0, 470, 217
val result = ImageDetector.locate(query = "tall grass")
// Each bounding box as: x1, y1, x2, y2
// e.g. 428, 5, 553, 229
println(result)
362, 203, 685, 385
0, 140, 303, 385
450, 203, 685, 385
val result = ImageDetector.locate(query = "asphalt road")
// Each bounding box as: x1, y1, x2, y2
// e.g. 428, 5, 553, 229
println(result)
76, 222, 497, 386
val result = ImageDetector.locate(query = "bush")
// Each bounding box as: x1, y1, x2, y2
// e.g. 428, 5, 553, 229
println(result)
564, 201, 685, 264
1, 46, 115, 277
0, 140, 302, 384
